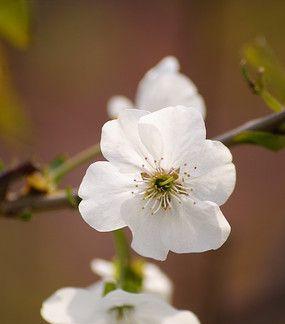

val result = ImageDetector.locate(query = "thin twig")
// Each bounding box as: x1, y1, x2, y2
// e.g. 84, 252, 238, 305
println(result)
213, 110, 285, 146
1, 110, 285, 218
51, 144, 101, 182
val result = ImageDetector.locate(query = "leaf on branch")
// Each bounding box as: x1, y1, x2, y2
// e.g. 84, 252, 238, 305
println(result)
234, 130, 285, 151
241, 37, 285, 112
0, 0, 31, 50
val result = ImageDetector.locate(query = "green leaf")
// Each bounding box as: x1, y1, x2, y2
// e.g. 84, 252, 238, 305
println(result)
242, 38, 285, 111
234, 130, 285, 151
0, 0, 30, 49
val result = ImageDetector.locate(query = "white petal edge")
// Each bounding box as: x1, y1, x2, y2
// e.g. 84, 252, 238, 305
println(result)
41, 287, 99, 324
161, 200, 231, 253
138, 106, 206, 169
163, 311, 201, 324
186, 93, 206, 119
189, 163, 236, 206
143, 263, 174, 302
136, 72, 198, 112
90, 259, 114, 281
100, 109, 152, 173
121, 197, 169, 261
78, 161, 133, 232
107, 95, 134, 119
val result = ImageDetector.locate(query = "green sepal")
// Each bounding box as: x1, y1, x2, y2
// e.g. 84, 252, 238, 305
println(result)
65, 187, 79, 208
103, 281, 117, 296
114, 258, 144, 293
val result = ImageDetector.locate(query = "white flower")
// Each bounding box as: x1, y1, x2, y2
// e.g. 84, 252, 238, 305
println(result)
91, 258, 173, 302
41, 286, 200, 324
107, 56, 206, 119
79, 106, 235, 260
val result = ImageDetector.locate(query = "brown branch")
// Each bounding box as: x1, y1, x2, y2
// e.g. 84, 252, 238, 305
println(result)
0, 161, 38, 200
1, 110, 285, 218
1, 189, 80, 217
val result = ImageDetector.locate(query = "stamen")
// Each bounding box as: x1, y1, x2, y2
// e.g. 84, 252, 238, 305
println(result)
133, 161, 192, 214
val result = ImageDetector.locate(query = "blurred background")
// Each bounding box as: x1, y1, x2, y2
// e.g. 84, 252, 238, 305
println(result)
1, 0, 285, 323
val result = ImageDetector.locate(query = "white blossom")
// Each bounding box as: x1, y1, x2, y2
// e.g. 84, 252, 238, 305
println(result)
107, 56, 206, 119
41, 286, 200, 324
79, 106, 235, 260
91, 258, 173, 301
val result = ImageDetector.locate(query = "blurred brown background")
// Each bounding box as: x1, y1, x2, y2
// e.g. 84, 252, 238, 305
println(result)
1, 0, 285, 323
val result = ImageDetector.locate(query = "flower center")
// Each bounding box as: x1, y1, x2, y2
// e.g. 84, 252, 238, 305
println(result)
154, 174, 176, 191
133, 165, 189, 215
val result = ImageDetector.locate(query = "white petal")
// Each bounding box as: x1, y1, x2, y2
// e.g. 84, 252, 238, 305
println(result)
190, 163, 236, 206
41, 287, 99, 324
135, 57, 206, 117
138, 120, 164, 163
143, 263, 173, 302
186, 93, 206, 118
138, 106, 206, 169
147, 56, 180, 76
136, 73, 197, 112
184, 140, 233, 176
121, 197, 169, 261
107, 95, 134, 119
161, 200, 231, 253
90, 259, 114, 281
100, 290, 175, 322
78, 161, 133, 232
184, 140, 236, 205
163, 311, 200, 324
101, 109, 152, 173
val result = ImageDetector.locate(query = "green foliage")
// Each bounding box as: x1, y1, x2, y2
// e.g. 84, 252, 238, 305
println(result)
0, 0, 30, 50
0, 160, 4, 172
242, 38, 285, 112
234, 130, 285, 151
0, 1, 32, 145
0, 48, 31, 144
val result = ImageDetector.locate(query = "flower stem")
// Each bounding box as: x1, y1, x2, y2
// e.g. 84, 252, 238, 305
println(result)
51, 144, 101, 182
113, 229, 130, 288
